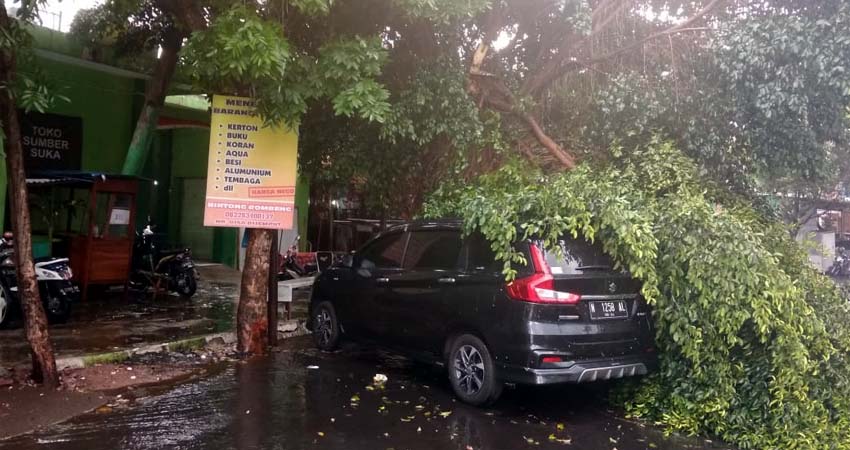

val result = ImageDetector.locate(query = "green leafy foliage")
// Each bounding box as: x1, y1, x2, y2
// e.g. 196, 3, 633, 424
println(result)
0, 1, 67, 115
392, 0, 491, 23
383, 59, 495, 149
181, 6, 391, 127
289, 0, 334, 16
315, 37, 391, 122
181, 6, 291, 102
425, 140, 850, 450
538, 0, 850, 217
714, 2, 850, 184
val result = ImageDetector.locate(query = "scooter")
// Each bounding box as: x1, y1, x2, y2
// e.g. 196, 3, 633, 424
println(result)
278, 236, 306, 281
129, 224, 199, 298
828, 246, 850, 277
0, 232, 79, 328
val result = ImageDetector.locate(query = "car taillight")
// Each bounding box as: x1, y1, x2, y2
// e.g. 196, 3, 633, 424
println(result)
541, 356, 563, 364
505, 243, 581, 304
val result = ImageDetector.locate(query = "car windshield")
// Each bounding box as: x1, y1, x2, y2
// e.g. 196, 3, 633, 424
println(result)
537, 236, 615, 275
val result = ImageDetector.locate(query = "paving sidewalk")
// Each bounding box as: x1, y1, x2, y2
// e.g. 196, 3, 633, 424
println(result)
0, 264, 310, 370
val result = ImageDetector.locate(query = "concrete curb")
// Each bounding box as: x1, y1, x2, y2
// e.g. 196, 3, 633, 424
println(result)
54, 318, 311, 370
55, 332, 238, 370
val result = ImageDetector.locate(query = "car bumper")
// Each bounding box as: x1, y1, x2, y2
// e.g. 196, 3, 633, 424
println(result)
496, 355, 656, 385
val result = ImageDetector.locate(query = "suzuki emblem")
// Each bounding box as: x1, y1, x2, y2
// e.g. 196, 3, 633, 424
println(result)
608, 282, 617, 293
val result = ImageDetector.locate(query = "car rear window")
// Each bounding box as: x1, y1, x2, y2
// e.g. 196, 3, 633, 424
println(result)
537, 237, 615, 275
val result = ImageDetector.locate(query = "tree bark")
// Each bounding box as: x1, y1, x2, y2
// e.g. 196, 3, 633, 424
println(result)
160, 0, 207, 32
237, 228, 273, 355
121, 33, 183, 175
0, 2, 59, 387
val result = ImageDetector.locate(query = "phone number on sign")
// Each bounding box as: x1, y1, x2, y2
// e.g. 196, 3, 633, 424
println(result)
224, 211, 274, 220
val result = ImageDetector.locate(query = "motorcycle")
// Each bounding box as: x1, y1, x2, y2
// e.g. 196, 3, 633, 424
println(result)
278, 236, 305, 281
828, 244, 850, 277
0, 232, 79, 328
129, 224, 199, 298
278, 236, 317, 281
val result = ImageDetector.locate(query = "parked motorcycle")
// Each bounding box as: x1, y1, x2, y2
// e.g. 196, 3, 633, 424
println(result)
0, 232, 79, 328
129, 225, 199, 298
278, 236, 315, 281
828, 243, 850, 277
279, 236, 305, 281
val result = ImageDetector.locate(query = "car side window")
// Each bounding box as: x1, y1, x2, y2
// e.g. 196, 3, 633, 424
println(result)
359, 232, 407, 269
403, 231, 462, 270
465, 232, 500, 272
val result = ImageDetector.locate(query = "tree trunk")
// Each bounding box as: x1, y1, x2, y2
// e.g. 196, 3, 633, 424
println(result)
0, 3, 59, 387
237, 228, 273, 355
121, 34, 182, 175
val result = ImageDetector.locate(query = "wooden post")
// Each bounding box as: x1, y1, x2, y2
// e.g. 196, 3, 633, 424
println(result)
267, 230, 279, 347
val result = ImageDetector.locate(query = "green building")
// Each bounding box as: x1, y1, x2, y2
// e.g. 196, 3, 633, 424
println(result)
2, 26, 309, 268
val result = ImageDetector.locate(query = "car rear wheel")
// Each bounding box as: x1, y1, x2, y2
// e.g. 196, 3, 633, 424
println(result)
448, 334, 502, 406
312, 301, 340, 351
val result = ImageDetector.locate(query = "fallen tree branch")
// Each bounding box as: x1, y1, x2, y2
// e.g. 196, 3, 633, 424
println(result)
519, 112, 576, 170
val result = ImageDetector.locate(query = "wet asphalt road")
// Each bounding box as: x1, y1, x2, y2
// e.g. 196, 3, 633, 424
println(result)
1, 337, 729, 450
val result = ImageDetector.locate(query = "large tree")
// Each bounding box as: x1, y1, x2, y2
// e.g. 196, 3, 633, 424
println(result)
0, 0, 60, 386
412, 1, 850, 449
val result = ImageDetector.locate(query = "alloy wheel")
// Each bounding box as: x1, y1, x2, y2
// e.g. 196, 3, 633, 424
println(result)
315, 309, 332, 346
453, 344, 485, 396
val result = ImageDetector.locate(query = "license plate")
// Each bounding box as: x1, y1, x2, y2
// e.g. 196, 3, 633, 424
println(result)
589, 300, 629, 319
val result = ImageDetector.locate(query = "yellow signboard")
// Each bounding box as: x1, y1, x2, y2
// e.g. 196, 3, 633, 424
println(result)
203, 95, 298, 229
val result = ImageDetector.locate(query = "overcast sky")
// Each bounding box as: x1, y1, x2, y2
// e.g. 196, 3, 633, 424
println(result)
35, 0, 101, 32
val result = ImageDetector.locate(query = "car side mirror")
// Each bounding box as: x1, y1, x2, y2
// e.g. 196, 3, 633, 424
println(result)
340, 254, 354, 269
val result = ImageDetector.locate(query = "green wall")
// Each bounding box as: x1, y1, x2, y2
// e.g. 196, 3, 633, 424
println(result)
33, 58, 140, 172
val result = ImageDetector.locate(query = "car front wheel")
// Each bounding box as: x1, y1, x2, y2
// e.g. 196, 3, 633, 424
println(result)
448, 334, 502, 406
312, 301, 340, 351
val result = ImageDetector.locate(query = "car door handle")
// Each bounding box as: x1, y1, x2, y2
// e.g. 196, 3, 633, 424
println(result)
437, 277, 456, 284
375, 277, 390, 284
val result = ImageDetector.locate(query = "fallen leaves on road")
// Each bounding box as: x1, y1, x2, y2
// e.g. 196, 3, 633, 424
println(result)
548, 433, 572, 445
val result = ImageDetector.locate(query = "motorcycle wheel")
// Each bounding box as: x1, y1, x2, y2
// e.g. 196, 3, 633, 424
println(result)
44, 293, 71, 324
128, 271, 150, 292
0, 288, 9, 329
175, 271, 197, 298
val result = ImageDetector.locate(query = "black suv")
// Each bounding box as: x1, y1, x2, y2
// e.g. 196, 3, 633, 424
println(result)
309, 220, 656, 405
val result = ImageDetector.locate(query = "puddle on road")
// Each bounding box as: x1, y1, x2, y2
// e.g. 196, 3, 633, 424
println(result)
0, 337, 730, 450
